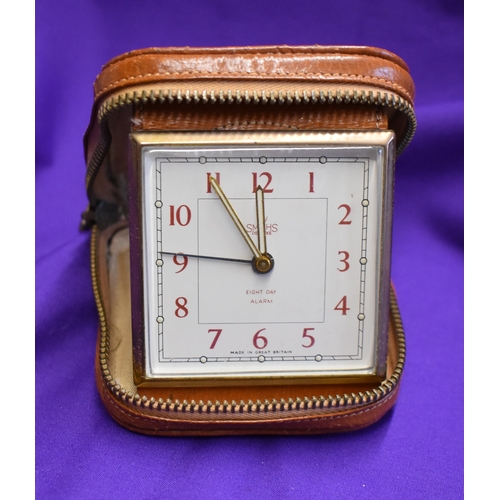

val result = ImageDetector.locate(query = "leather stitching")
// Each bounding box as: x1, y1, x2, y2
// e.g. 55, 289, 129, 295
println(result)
215, 121, 299, 130
101, 50, 405, 72
95, 71, 410, 100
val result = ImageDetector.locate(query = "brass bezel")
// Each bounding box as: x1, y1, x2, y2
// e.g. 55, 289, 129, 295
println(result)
129, 130, 396, 387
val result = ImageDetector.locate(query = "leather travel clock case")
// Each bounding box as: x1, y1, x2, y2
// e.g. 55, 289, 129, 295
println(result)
82, 46, 416, 436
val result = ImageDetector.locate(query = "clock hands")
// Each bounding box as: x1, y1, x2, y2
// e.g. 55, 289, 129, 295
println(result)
161, 251, 252, 265
209, 176, 274, 274
255, 186, 267, 256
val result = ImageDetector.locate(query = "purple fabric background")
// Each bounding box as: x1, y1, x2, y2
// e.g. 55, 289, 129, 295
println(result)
36, 1, 464, 498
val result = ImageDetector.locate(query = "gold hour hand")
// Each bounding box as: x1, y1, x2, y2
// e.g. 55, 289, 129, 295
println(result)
209, 176, 273, 274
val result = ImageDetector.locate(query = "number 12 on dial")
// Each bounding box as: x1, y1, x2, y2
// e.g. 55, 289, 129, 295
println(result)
129, 131, 396, 387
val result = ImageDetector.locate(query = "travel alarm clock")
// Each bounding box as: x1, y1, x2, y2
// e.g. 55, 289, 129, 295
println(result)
83, 46, 415, 434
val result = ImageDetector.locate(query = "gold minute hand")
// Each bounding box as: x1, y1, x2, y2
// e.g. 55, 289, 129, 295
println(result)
209, 176, 273, 274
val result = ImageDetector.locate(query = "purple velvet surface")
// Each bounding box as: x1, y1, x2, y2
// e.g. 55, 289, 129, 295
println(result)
36, 1, 464, 498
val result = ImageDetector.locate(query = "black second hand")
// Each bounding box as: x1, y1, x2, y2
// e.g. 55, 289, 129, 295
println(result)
161, 252, 252, 264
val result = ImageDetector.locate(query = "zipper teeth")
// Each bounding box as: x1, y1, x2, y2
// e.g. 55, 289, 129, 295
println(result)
85, 87, 416, 203
91, 226, 406, 416
97, 87, 416, 153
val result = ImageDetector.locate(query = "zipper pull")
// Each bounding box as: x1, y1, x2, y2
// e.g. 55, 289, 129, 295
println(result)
80, 203, 96, 231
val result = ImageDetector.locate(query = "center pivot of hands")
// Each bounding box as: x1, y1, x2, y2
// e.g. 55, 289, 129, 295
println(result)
252, 254, 275, 274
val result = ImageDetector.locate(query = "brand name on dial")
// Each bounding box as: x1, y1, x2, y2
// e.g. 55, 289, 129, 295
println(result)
246, 217, 278, 235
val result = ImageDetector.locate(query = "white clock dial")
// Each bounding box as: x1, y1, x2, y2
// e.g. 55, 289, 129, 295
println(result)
133, 131, 395, 386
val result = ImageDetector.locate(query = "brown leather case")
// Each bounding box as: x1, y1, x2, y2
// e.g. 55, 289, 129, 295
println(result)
83, 46, 416, 435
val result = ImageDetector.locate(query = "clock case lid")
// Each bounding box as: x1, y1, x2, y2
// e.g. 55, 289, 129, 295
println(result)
82, 46, 415, 435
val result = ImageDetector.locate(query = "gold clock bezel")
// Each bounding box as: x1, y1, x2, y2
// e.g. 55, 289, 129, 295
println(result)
128, 130, 396, 387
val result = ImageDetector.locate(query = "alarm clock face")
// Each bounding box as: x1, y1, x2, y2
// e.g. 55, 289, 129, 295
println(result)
130, 131, 395, 386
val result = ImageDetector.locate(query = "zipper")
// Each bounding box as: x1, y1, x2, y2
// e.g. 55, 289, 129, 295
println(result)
88, 86, 410, 416
82, 86, 416, 229
91, 225, 406, 417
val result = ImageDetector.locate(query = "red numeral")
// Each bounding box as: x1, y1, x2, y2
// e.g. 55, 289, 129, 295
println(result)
169, 205, 192, 226
174, 297, 189, 318
253, 328, 268, 349
338, 204, 352, 225
173, 254, 188, 273
208, 329, 223, 349
309, 172, 314, 193
334, 296, 350, 315
206, 172, 220, 193
302, 328, 315, 348
337, 251, 350, 272
252, 172, 273, 193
